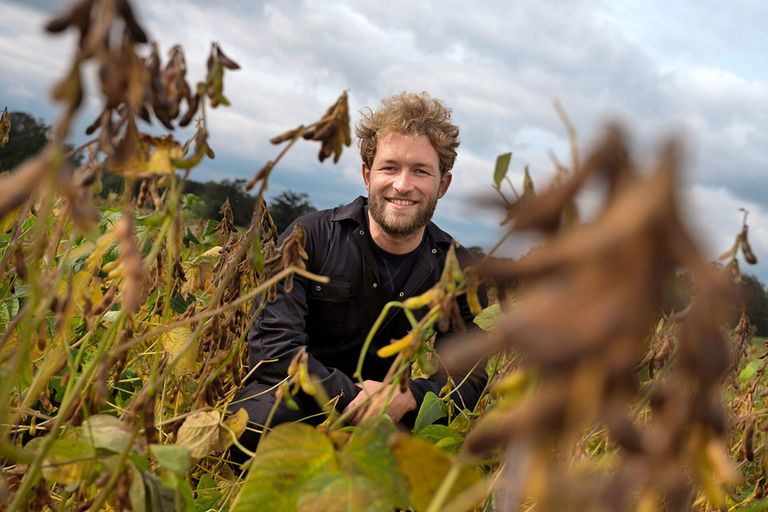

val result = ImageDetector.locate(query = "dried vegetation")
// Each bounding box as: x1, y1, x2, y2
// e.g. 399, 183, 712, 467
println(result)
0, 1, 765, 511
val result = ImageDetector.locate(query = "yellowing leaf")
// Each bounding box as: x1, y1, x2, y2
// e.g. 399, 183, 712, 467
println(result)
176, 410, 221, 459
0, 208, 16, 234
180, 264, 199, 298
391, 435, 481, 511
110, 134, 183, 178
161, 327, 198, 376
196, 246, 223, 261
84, 228, 118, 275
71, 270, 104, 313
231, 424, 338, 512
80, 414, 133, 453
216, 407, 249, 452
297, 473, 391, 512
522, 165, 536, 199
340, 417, 408, 508
42, 438, 96, 484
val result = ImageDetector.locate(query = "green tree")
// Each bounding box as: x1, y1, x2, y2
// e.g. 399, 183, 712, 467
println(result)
183, 178, 256, 227
741, 274, 768, 336
268, 190, 316, 234
0, 111, 83, 170
102, 176, 259, 227
0, 112, 48, 170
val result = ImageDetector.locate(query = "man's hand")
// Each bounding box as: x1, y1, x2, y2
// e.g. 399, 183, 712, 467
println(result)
344, 380, 417, 425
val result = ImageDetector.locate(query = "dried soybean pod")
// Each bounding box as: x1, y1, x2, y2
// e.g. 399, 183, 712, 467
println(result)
741, 230, 758, 264
744, 417, 756, 462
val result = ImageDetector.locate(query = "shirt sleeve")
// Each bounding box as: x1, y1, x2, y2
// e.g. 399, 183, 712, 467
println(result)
246, 225, 360, 411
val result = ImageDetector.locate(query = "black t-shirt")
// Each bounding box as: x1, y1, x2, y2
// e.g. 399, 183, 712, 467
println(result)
364, 207, 425, 302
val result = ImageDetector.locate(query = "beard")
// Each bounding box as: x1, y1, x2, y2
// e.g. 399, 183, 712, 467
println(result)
367, 192, 438, 237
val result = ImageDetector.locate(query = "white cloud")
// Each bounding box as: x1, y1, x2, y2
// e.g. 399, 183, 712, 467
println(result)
1, 0, 765, 263
685, 185, 768, 279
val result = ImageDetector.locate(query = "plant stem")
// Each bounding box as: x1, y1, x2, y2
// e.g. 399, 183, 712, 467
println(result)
425, 462, 462, 512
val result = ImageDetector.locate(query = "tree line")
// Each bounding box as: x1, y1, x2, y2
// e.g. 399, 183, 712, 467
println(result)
0, 110, 316, 233
2, 110, 767, 335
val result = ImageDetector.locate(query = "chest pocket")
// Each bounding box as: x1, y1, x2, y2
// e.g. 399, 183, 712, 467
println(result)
306, 278, 353, 344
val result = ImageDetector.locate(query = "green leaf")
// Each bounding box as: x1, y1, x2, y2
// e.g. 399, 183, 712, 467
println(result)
170, 292, 195, 314
150, 444, 191, 476
414, 391, 448, 432
136, 212, 166, 228
473, 303, 501, 331
736, 499, 768, 512
448, 410, 473, 434
194, 473, 221, 512
296, 473, 392, 512
6, 296, 19, 319
128, 462, 147, 512
739, 359, 764, 382
251, 235, 265, 274
231, 423, 338, 512
80, 414, 133, 453
143, 470, 178, 512
493, 152, 512, 189
202, 219, 218, 240
416, 424, 464, 452
183, 226, 201, 247
340, 416, 408, 508
41, 438, 96, 484
391, 435, 481, 512
161, 473, 194, 512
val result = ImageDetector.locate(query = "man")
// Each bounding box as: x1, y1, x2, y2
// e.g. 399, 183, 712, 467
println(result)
230, 92, 487, 460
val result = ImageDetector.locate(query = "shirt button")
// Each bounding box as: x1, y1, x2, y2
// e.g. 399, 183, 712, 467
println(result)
373, 283, 378, 288
359, 229, 365, 235
431, 248, 437, 254
399, 292, 404, 297
315, 285, 322, 291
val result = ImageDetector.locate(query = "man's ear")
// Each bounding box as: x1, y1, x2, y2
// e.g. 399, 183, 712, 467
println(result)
362, 163, 371, 189
437, 171, 452, 199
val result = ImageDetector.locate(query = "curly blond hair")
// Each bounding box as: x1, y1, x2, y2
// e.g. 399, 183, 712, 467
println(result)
356, 92, 459, 174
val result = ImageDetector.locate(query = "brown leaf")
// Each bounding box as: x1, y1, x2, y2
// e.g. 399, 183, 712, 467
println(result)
303, 91, 351, 164
176, 410, 221, 459
110, 130, 183, 178
0, 146, 56, 219
0, 107, 11, 149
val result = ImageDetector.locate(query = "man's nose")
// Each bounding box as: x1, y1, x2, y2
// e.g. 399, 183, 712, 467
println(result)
392, 170, 414, 193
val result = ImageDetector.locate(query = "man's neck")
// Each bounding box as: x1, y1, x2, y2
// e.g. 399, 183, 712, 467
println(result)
367, 211, 425, 255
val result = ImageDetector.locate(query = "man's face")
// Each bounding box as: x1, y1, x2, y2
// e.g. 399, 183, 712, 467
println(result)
363, 131, 452, 237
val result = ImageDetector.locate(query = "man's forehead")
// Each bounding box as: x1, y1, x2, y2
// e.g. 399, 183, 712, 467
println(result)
374, 132, 438, 164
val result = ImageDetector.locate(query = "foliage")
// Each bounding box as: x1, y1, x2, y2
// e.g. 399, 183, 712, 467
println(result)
268, 190, 317, 235
0, 1, 766, 511
0, 111, 82, 171
0, 112, 48, 171
740, 273, 768, 335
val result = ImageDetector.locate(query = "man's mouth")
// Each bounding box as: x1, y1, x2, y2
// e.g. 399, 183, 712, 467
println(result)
386, 198, 417, 206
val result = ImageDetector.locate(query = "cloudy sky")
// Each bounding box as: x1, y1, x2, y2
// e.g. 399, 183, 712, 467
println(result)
1, 0, 766, 279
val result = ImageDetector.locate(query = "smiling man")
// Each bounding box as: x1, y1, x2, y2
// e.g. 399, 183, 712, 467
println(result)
230, 92, 487, 461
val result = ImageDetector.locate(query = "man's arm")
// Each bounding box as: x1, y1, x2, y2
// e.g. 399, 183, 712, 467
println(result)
247, 265, 360, 412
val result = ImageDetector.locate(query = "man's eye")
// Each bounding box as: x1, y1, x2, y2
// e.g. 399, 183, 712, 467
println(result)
414, 169, 429, 175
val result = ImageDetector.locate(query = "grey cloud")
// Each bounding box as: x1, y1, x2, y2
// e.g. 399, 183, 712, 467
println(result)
0, 0, 765, 257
